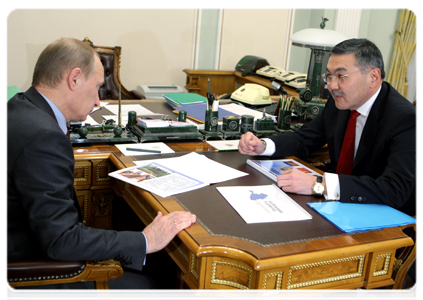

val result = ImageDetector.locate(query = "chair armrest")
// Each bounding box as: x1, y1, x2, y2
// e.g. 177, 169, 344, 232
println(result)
8, 259, 123, 289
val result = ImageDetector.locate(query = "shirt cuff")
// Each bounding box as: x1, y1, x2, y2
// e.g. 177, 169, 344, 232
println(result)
260, 138, 276, 156
323, 172, 340, 201
142, 232, 147, 265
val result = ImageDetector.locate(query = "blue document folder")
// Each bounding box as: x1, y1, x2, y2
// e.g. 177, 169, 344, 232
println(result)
308, 202, 415, 233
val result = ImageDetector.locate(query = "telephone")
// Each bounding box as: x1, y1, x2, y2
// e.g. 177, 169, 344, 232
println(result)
235, 55, 270, 76
230, 83, 272, 106
276, 71, 307, 89
256, 66, 286, 79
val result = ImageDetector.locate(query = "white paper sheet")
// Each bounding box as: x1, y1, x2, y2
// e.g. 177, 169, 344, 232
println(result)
206, 139, 240, 151
220, 103, 276, 122
103, 104, 163, 125
134, 152, 248, 184
82, 115, 99, 126
217, 184, 312, 224
109, 161, 208, 198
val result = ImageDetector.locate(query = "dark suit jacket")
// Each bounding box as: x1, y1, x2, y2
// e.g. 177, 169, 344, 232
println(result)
8, 86, 146, 270
268, 82, 415, 215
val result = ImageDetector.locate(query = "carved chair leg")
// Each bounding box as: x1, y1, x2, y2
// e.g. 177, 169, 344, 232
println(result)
95, 280, 112, 300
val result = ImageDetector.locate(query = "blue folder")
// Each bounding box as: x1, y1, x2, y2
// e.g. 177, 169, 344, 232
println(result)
308, 202, 415, 233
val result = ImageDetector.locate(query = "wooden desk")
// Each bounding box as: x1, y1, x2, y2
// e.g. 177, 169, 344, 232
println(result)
183, 69, 300, 99
74, 144, 413, 290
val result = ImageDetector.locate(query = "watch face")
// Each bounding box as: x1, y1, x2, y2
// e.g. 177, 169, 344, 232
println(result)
314, 184, 325, 194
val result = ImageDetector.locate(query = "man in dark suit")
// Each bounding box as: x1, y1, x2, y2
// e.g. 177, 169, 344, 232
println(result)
238, 38, 415, 216
8, 38, 196, 288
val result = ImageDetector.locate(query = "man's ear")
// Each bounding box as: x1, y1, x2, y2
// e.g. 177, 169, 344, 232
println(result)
369, 68, 382, 86
67, 68, 83, 91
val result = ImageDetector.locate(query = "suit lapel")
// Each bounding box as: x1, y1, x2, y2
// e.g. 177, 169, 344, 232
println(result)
352, 83, 387, 170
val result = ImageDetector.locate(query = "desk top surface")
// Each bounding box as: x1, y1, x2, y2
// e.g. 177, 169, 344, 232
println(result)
94, 147, 411, 262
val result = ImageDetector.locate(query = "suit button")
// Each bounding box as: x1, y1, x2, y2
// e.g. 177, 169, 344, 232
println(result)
351, 196, 356, 201
358, 197, 363, 201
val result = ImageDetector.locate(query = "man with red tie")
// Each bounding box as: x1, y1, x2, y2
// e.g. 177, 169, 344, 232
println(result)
238, 38, 415, 217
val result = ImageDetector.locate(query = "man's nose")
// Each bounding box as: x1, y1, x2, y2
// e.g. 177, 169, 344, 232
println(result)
327, 79, 339, 91
94, 95, 101, 107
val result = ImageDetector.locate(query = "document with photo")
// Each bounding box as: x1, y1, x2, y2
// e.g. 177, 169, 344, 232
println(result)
109, 162, 208, 198
111, 152, 248, 198
247, 158, 320, 182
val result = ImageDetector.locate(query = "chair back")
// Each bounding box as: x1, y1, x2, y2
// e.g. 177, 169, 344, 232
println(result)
82, 37, 135, 100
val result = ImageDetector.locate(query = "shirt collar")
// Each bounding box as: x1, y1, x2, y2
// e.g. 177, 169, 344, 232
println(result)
356, 85, 382, 117
38, 92, 68, 135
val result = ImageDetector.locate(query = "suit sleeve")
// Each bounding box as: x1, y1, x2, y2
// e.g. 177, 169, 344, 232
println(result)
338, 109, 415, 212
12, 129, 146, 270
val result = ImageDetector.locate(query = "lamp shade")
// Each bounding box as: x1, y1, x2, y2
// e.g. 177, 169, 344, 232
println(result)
291, 28, 347, 50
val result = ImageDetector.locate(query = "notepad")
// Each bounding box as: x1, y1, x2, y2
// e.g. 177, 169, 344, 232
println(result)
308, 202, 415, 233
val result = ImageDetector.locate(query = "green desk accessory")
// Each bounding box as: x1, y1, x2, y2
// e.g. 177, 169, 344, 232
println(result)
7, 85, 21, 101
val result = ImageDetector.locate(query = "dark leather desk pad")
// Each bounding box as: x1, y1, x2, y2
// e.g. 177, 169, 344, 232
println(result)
135, 151, 347, 247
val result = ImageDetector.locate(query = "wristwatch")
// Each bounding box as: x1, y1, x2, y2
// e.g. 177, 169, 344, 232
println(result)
260, 139, 267, 151
312, 176, 325, 196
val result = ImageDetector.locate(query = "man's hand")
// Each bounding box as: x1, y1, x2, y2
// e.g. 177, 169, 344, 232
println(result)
277, 168, 318, 195
143, 211, 196, 254
238, 132, 265, 156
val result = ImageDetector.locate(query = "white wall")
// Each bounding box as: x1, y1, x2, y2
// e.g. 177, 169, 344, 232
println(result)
7, 9, 197, 91
219, 9, 292, 70
7, 9, 293, 93
7, 9, 401, 95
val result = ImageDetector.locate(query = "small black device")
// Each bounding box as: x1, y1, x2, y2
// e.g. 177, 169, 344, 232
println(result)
235, 55, 269, 77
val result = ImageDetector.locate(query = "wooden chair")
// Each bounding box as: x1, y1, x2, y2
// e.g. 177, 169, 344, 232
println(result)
369, 215, 420, 300
82, 37, 145, 100
8, 259, 123, 289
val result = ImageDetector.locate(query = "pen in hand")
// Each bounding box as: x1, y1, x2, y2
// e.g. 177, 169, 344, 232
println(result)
126, 147, 161, 154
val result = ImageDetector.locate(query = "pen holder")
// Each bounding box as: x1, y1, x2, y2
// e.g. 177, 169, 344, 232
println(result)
204, 110, 218, 132
222, 116, 240, 132
277, 110, 291, 130
241, 115, 254, 134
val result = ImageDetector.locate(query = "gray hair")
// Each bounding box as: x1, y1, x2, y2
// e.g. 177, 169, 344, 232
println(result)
32, 38, 99, 88
330, 38, 385, 79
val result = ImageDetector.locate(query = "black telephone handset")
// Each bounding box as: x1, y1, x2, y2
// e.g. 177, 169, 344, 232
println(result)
235, 55, 270, 77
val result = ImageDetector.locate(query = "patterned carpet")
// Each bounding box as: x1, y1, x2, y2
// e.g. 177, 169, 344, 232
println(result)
314, 289, 420, 300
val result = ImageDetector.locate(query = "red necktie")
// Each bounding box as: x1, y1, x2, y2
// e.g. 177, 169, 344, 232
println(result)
336, 110, 360, 175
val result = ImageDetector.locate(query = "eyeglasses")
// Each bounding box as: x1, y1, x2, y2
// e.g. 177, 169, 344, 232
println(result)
321, 70, 362, 84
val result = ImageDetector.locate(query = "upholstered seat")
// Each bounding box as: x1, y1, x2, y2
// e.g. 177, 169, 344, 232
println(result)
82, 37, 145, 100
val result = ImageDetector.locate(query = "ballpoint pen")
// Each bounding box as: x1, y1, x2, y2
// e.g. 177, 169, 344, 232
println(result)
126, 147, 161, 154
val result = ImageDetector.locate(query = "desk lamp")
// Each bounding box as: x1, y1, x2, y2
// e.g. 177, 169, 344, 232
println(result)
290, 18, 346, 121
